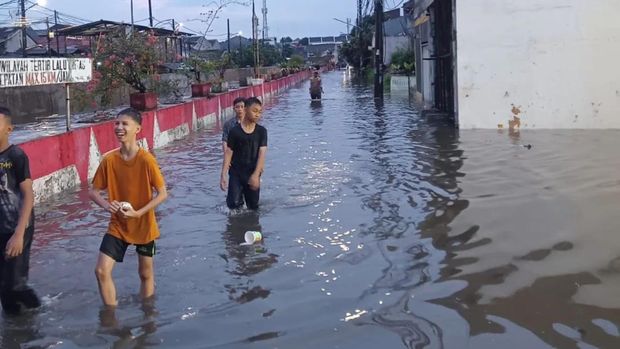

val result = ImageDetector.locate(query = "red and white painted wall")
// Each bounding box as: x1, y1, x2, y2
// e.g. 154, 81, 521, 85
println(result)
19, 71, 311, 203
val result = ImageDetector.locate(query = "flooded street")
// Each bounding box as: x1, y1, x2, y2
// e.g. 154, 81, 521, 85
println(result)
3, 71, 620, 348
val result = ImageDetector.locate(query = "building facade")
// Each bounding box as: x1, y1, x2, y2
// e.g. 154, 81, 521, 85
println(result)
407, 0, 620, 129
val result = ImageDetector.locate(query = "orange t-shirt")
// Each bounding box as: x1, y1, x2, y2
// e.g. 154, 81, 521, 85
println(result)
92, 148, 166, 244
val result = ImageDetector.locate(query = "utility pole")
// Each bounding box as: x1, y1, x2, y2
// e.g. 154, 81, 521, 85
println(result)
374, 0, 384, 98
357, 0, 363, 74
20, 0, 26, 57
172, 19, 176, 59
130, 0, 134, 29
46, 17, 51, 57
148, 0, 153, 27
227, 19, 231, 55
252, 0, 259, 78
54, 10, 60, 56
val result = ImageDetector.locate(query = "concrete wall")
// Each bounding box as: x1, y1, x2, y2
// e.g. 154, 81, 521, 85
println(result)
5, 68, 287, 124
456, 0, 620, 129
390, 75, 416, 93
18, 70, 311, 203
0, 83, 133, 124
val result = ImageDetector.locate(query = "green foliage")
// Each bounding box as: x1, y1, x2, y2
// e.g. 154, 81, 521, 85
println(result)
286, 54, 305, 68
390, 48, 415, 74
230, 43, 284, 68
182, 55, 216, 83
281, 44, 293, 58
93, 28, 162, 94
79, 28, 164, 108
383, 73, 391, 89
340, 15, 374, 71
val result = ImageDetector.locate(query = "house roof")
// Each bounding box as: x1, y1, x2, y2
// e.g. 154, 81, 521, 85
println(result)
384, 8, 401, 20
219, 36, 252, 49
186, 36, 221, 51
383, 16, 410, 36
0, 26, 39, 42
56, 20, 193, 37
9, 45, 59, 57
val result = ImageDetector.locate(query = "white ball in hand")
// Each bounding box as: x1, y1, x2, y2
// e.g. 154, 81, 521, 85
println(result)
120, 202, 133, 211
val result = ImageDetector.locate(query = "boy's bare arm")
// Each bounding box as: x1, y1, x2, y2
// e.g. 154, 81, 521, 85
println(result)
5, 179, 34, 257
220, 146, 233, 191
249, 146, 267, 190
14, 179, 33, 235
88, 186, 119, 213
252, 146, 267, 177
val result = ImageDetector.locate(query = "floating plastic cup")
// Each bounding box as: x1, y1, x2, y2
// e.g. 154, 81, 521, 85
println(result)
244, 231, 262, 244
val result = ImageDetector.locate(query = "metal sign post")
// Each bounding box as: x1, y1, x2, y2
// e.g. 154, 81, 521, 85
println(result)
65, 83, 71, 131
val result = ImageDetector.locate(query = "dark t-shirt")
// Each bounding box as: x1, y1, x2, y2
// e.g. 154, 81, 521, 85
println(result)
227, 124, 268, 175
0, 145, 34, 234
222, 117, 240, 142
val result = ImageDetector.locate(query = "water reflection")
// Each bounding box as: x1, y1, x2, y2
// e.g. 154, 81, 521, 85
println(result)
222, 211, 277, 305
347, 98, 464, 348
96, 300, 159, 348
0, 315, 40, 349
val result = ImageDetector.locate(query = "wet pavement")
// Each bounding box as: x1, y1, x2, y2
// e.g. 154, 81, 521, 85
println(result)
2, 71, 620, 348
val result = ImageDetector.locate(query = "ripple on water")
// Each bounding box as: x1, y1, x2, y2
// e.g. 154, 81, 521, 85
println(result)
9, 73, 620, 349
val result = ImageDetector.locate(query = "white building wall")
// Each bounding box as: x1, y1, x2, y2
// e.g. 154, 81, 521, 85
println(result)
456, 0, 620, 129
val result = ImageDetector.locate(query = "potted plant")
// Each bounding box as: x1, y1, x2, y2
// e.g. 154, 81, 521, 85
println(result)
209, 53, 231, 94
183, 55, 216, 97
89, 27, 163, 111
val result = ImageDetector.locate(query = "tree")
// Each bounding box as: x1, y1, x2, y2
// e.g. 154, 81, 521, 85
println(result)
181, 55, 216, 83
286, 54, 305, 68
340, 15, 374, 71
194, 1, 249, 37
83, 28, 163, 107
282, 44, 293, 58
260, 44, 284, 66
299, 37, 309, 46
280, 36, 292, 44
230, 43, 284, 68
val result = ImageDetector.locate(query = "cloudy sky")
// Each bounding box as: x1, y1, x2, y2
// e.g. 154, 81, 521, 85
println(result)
26, 0, 381, 40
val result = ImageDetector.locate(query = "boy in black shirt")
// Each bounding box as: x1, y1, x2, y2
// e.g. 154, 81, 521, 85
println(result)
220, 97, 267, 210
0, 107, 39, 315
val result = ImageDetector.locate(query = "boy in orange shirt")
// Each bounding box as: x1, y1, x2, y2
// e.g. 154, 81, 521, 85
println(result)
89, 108, 168, 307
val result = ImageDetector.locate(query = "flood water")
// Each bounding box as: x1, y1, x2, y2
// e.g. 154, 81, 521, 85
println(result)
3, 71, 620, 348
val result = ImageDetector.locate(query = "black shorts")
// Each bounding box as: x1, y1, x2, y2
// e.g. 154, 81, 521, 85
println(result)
99, 234, 156, 263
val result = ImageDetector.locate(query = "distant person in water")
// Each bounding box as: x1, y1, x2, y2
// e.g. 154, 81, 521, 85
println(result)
309, 70, 323, 100
222, 97, 245, 154
220, 97, 267, 210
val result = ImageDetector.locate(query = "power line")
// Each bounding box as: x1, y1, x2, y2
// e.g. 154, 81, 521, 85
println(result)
24, 0, 92, 24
